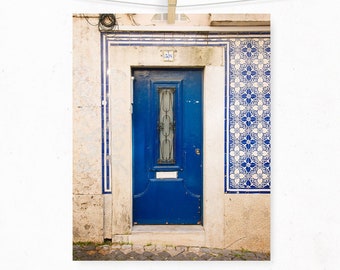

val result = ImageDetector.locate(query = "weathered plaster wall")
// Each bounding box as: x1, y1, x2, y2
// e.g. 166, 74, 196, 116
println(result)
224, 194, 270, 252
73, 17, 103, 242
115, 13, 270, 27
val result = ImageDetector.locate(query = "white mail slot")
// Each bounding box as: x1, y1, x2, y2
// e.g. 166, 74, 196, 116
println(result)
156, 171, 178, 179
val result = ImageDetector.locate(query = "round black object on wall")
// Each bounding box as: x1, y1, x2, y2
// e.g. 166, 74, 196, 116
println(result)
99, 14, 117, 31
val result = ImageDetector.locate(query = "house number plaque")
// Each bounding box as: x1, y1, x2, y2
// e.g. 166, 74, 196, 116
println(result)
162, 50, 175, 62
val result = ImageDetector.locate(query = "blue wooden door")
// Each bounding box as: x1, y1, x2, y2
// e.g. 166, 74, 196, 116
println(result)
132, 68, 203, 225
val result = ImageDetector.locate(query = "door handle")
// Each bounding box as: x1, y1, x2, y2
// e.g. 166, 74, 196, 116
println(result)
195, 148, 200, 155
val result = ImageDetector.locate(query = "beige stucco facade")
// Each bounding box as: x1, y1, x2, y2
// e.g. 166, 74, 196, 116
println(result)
73, 14, 270, 253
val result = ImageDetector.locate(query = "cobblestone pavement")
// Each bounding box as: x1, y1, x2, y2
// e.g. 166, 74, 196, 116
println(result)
73, 242, 270, 261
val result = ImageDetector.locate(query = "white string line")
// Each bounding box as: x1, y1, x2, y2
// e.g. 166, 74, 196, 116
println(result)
90, 0, 262, 8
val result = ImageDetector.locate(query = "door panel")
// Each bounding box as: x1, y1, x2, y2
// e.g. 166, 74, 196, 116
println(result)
132, 69, 203, 225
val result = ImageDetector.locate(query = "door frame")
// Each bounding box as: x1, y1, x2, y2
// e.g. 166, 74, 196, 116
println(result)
108, 45, 226, 247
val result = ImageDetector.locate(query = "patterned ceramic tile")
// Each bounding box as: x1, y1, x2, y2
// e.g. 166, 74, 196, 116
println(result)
227, 39, 271, 192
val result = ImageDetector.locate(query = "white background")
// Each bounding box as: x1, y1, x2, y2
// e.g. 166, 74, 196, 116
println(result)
1, 0, 340, 269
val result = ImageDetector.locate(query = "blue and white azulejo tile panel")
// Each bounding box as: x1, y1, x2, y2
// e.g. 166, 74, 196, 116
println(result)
226, 38, 271, 193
